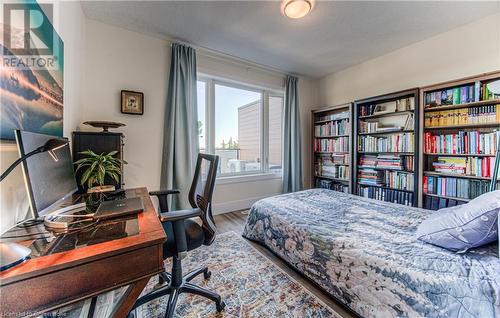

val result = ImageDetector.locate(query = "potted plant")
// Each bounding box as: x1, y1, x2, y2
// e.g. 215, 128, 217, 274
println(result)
74, 150, 126, 193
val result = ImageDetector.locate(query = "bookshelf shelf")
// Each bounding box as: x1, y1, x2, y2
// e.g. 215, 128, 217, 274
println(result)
424, 153, 496, 157
314, 118, 349, 124
358, 151, 414, 155
424, 122, 500, 130
419, 71, 500, 209
424, 98, 500, 112
315, 175, 350, 183
354, 88, 419, 207
423, 193, 470, 202
357, 183, 414, 193
423, 171, 495, 181
359, 110, 413, 119
313, 134, 349, 139
358, 129, 414, 136
312, 103, 354, 194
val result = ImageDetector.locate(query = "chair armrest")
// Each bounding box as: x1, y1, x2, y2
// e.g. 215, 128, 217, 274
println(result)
159, 208, 202, 222
160, 208, 202, 259
149, 189, 181, 213
149, 189, 180, 197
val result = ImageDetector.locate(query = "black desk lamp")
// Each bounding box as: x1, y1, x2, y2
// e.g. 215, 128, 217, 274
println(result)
0, 138, 68, 271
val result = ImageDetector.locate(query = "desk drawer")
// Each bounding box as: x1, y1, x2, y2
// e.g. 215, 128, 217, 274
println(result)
1, 244, 163, 316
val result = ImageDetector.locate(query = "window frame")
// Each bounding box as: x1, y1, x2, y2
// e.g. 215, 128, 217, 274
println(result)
197, 74, 284, 179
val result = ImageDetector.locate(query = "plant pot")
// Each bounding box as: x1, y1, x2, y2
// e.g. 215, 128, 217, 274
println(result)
87, 185, 115, 194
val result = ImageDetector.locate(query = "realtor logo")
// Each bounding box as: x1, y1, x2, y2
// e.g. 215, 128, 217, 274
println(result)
3, 3, 53, 55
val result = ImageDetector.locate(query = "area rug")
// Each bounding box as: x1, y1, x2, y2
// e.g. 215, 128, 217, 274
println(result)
134, 231, 341, 318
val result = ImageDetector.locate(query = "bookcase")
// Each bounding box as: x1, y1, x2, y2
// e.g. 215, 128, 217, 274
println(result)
353, 89, 419, 206
311, 103, 353, 193
419, 71, 500, 209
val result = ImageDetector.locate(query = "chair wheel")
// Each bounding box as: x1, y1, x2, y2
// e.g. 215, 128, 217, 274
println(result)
204, 270, 211, 279
216, 300, 226, 312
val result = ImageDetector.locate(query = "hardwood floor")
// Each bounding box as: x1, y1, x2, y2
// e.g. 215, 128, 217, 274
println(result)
214, 210, 357, 318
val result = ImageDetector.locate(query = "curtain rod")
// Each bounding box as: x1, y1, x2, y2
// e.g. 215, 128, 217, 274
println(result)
169, 39, 300, 79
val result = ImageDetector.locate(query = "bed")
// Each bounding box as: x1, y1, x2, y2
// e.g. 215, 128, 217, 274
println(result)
242, 189, 500, 318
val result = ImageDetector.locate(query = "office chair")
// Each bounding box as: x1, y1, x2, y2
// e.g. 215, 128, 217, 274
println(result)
130, 154, 224, 317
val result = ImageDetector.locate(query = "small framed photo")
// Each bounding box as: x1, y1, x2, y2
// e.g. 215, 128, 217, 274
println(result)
121, 90, 144, 115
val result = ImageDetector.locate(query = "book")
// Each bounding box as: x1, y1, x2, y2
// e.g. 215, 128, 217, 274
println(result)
357, 185, 414, 206
358, 133, 414, 153
424, 80, 500, 109
423, 175, 495, 200
315, 118, 349, 137
424, 130, 498, 155
424, 104, 500, 127
314, 137, 349, 153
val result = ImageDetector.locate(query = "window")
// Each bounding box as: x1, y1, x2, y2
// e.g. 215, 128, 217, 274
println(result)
268, 95, 283, 174
197, 76, 283, 177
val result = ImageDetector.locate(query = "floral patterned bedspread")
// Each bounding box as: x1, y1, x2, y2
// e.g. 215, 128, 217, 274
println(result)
242, 189, 500, 318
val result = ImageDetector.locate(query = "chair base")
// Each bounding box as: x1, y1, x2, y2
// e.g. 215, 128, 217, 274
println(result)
129, 265, 225, 318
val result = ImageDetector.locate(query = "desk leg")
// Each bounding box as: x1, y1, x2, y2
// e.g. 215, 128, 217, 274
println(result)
110, 277, 150, 318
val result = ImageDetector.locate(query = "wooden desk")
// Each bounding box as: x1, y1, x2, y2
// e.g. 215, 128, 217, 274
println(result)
0, 188, 166, 317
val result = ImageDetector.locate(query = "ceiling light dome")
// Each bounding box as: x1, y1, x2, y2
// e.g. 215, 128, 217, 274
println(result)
281, 0, 314, 19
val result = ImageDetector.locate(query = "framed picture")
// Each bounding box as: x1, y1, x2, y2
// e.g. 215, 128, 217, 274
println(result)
121, 90, 144, 115
1, 2, 64, 140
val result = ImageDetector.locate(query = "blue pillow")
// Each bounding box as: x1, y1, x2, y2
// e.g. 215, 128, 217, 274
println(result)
416, 190, 500, 252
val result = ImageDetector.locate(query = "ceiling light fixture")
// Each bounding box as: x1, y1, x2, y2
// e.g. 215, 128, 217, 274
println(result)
281, 0, 314, 19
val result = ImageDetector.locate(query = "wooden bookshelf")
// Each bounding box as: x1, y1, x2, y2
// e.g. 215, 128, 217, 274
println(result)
353, 88, 420, 206
311, 103, 353, 194
419, 71, 500, 209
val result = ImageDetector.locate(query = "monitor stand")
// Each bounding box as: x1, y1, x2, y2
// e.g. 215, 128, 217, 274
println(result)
44, 202, 92, 229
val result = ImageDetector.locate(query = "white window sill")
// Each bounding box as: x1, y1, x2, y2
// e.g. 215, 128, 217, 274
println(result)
216, 173, 282, 185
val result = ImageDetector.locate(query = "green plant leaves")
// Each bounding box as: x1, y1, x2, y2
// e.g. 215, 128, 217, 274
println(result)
73, 150, 126, 188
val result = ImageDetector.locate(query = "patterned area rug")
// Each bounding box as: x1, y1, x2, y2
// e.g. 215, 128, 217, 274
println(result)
135, 231, 341, 318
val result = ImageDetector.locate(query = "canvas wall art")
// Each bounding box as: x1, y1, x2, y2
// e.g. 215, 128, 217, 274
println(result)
1, 1, 64, 140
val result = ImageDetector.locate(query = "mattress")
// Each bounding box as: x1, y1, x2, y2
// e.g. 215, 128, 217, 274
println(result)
242, 189, 500, 318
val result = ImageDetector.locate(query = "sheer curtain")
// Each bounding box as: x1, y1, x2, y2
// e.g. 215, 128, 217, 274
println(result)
282, 75, 303, 193
160, 43, 199, 209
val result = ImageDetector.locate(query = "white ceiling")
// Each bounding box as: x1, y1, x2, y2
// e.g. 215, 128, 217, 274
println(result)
81, 1, 500, 78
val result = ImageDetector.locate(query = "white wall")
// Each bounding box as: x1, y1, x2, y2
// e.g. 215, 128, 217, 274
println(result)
81, 20, 317, 213
81, 20, 169, 196
0, 2, 86, 233
317, 12, 500, 106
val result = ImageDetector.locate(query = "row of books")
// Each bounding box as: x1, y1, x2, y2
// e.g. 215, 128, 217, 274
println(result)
314, 137, 349, 153
357, 186, 414, 206
358, 154, 414, 171
424, 79, 500, 108
359, 114, 414, 133
423, 196, 466, 210
424, 130, 498, 155
315, 164, 349, 180
423, 176, 492, 200
358, 169, 413, 191
357, 169, 384, 186
431, 156, 497, 178
314, 119, 349, 137
358, 97, 414, 117
424, 105, 500, 127
358, 133, 414, 153
317, 154, 350, 165
315, 179, 349, 193
316, 110, 349, 122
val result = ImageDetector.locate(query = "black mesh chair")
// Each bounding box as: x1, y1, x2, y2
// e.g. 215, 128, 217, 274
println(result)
130, 154, 224, 317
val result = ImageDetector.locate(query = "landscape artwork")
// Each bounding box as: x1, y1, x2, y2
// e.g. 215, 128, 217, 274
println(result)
0, 2, 64, 140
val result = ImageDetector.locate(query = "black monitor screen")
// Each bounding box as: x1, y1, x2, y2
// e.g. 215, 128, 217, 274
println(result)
15, 130, 78, 217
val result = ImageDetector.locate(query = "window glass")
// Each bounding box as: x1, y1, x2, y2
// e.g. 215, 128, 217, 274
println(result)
214, 84, 262, 175
269, 96, 283, 174
197, 81, 206, 152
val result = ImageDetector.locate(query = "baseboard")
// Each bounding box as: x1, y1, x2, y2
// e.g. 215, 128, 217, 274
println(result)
212, 193, 281, 215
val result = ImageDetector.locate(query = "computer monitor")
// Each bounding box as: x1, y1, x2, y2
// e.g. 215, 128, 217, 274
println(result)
15, 130, 78, 218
